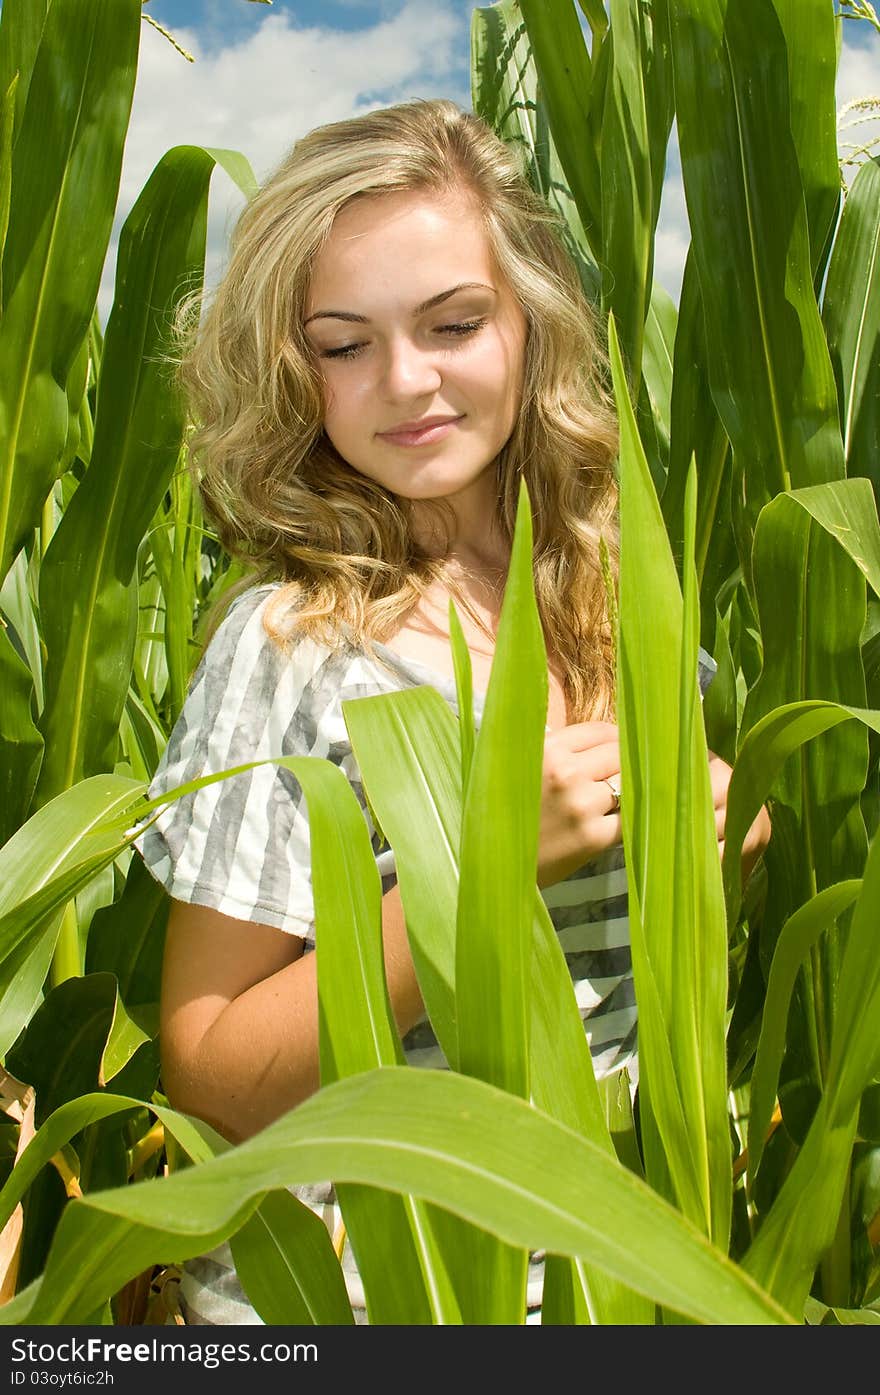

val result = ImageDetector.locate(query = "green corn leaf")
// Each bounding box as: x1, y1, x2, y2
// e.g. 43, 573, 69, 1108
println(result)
0, 1093, 228, 1241
345, 636, 651, 1319
664, 250, 734, 630
448, 602, 475, 790
470, 0, 599, 299
35, 145, 222, 808
744, 826, 880, 1312
229, 1189, 354, 1326
600, 0, 670, 384
0, 775, 145, 1049
0, 624, 43, 845
456, 480, 544, 1096
5, 1072, 794, 1326
443, 479, 545, 1318
770, 0, 841, 276
610, 311, 732, 1246
779, 479, 880, 599
518, 0, 601, 243
294, 756, 462, 1325
723, 701, 880, 929
344, 688, 461, 1064
823, 155, 880, 492
738, 490, 869, 1142
669, 0, 844, 526
6, 972, 121, 1126
0, 0, 50, 142
641, 282, 677, 482
85, 855, 168, 1019
0, 72, 16, 293
0, 0, 141, 587
747, 880, 862, 1187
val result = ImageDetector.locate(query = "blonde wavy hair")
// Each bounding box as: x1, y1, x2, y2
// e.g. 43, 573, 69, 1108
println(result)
177, 98, 619, 720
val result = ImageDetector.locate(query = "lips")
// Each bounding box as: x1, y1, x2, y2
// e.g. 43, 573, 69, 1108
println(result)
377, 415, 463, 446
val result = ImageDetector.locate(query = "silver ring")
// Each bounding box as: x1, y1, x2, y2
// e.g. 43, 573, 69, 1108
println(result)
603, 776, 621, 813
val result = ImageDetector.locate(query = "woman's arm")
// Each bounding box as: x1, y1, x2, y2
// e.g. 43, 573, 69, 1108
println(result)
159, 882, 424, 1144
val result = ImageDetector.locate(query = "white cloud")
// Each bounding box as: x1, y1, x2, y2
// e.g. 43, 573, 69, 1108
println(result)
101, 2, 469, 321
653, 127, 687, 305
836, 23, 880, 180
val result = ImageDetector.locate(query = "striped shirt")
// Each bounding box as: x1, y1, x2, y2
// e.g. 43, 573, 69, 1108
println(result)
135, 582, 715, 1323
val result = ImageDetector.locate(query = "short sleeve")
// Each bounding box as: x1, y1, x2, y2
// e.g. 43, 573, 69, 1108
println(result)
133, 586, 337, 943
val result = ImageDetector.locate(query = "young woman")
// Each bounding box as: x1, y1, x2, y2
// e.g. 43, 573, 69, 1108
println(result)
136, 99, 770, 1324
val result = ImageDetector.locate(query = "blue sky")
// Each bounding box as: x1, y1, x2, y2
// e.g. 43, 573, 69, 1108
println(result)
100, 2, 880, 320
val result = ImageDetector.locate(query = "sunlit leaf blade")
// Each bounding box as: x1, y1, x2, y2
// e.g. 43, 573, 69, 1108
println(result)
456, 480, 544, 1095
11, 1071, 793, 1326
664, 250, 733, 629
823, 155, 880, 492
229, 1189, 354, 1326
345, 688, 651, 1320
826, 827, 880, 1107
35, 144, 220, 808
610, 312, 731, 1245
782, 479, 880, 598
770, 0, 841, 275
445, 480, 544, 1318
294, 756, 461, 1325
739, 494, 868, 1132
0, 0, 141, 586
344, 687, 461, 1064
747, 880, 862, 1186
0, 0, 50, 143
722, 701, 880, 929
448, 603, 475, 791
745, 827, 880, 1311
470, 0, 600, 299
518, 0, 601, 243
600, 0, 668, 383
669, 0, 844, 522
642, 282, 677, 482
0, 73, 16, 293
0, 1094, 224, 1241
0, 777, 145, 1029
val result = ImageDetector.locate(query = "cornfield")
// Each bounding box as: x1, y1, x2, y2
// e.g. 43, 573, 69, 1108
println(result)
0, 0, 878, 1326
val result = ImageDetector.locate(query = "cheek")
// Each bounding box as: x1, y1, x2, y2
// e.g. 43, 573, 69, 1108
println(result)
472, 330, 526, 416
319, 374, 356, 442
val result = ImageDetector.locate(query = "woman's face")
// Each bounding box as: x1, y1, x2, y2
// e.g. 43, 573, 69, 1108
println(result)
304, 185, 527, 530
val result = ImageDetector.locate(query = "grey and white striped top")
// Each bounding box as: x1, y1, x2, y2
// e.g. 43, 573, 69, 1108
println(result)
135, 582, 715, 1323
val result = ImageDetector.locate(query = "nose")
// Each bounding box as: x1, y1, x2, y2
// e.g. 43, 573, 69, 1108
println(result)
379, 335, 442, 401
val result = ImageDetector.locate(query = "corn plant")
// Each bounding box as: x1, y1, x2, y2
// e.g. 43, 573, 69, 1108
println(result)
0, 0, 878, 1326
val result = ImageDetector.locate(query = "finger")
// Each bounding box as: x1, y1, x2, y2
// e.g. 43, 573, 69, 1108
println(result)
548, 720, 619, 753
715, 806, 726, 840
570, 739, 620, 781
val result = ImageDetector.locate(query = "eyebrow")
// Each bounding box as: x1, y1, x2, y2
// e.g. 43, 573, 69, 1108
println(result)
303, 282, 496, 327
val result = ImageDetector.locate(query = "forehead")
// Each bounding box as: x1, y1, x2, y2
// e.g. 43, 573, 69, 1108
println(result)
307, 187, 498, 307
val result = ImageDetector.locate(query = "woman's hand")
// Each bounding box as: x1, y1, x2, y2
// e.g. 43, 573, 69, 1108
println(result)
536, 723, 772, 891
537, 721, 623, 888
709, 751, 772, 884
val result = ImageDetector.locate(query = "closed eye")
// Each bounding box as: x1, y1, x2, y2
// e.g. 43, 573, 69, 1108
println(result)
320, 342, 366, 360
319, 317, 488, 362
438, 317, 487, 339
